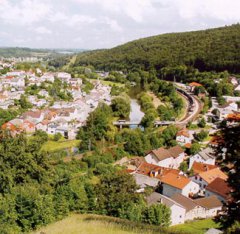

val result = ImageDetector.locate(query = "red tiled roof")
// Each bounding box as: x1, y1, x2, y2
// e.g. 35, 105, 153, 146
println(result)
199, 168, 228, 184
176, 128, 190, 138
149, 145, 184, 161
206, 177, 232, 200
135, 161, 180, 179
189, 82, 202, 87
161, 172, 191, 189
192, 162, 218, 175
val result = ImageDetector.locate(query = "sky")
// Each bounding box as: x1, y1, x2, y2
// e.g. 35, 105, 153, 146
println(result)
0, 0, 239, 49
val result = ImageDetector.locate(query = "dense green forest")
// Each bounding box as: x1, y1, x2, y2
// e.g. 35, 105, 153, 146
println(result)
74, 24, 240, 73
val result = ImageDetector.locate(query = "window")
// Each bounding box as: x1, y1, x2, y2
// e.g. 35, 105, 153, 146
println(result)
195, 176, 197, 180
200, 178, 202, 181
179, 215, 182, 218
203, 185, 206, 188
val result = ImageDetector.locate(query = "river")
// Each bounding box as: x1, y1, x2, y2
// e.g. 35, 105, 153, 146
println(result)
129, 99, 144, 128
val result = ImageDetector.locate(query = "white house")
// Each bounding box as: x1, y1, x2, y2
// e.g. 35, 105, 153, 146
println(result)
145, 145, 185, 169
56, 72, 71, 83
189, 147, 216, 169
190, 167, 228, 194
194, 196, 222, 218
147, 192, 186, 225
176, 128, 193, 147
40, 73, 55, 83
160, 172, 199, 198
171, 193, 205, 220
69, 78, 82, 86
171, 194, 222, 221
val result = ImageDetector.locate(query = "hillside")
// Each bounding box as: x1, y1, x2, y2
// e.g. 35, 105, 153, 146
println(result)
32, 214, 178, 234
74, 24, 240, 73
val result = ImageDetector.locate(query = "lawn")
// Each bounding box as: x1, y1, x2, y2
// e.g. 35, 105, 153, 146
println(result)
32, 214, 176, 234
41, 139, 81, 152
170, 219, 221, 234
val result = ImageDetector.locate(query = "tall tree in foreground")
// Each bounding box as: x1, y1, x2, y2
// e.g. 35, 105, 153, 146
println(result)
217, 120, 240, 233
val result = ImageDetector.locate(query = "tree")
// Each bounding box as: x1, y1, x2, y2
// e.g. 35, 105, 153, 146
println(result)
95, 171, 140, 217
54, 133, 62, 141
143, 204, 171, 227
18, 94, 32, 109
189, 143, 201, 155
195, 130, 208, 142
179, 161, 188, 173
217, 123, 240, 229
198, 118, 206, 128
111, 97, 130, 118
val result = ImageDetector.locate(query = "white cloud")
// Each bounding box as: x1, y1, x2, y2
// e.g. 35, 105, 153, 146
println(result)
0, 0, 51, 25
173, 0, 240, 21
103, 18, 123, 32
73, 0, 154, 22
49, 12, 68, 23
66, 14, 96, 27
34, 26, 52, 34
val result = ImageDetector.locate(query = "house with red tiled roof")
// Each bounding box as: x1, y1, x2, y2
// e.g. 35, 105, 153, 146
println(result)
176, 128, 193, 147
188, 82, 203, 92
160, 172, 199, 198
2, 119, 36, 136
190, 165, 228, 194
145, 145, 185, 169
205, 178, 232, 203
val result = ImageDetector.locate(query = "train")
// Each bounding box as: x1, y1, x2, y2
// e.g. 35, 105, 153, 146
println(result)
176, 88, 195, 113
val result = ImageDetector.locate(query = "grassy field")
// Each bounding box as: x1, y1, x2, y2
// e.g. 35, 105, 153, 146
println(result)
41, 139, 80, 152
170, 219, 221, 234
32, 214, 179, 234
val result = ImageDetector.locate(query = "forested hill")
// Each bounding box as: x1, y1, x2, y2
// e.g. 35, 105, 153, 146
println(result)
74, 24, 240, 73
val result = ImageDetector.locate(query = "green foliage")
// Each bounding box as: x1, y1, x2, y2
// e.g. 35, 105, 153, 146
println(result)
111, 97, 130, 119
0, 108, 19, 126
195, 130, 208, 142
143, 204, 171, 227
95, 171, 140, 217
75, 24, 240, 73
189, 143, 201, 155
82, 78, 94, 94
198, 118, 206, 128
179, 161, 188, 173
53, 133, 62, 141
15, 94, 33, 110
77, 103, 112, 151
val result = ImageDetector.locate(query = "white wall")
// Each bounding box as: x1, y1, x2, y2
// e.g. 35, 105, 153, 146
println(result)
189, 154, 216, 169
182, 181, 199, 197
170, 204, 186, 225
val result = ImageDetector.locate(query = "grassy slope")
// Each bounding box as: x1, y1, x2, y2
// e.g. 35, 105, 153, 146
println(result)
41, 139, 80, 152
170, 219, 221, 234
32, 214, 181, 234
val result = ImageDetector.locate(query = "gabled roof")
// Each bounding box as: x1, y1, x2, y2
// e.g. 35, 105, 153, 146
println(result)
196, 147, 216, 161
176, 128, 190, 138
195, 196, 222, 209
147, 192, 184, 209
206, 178, 232, 200
161, 172, 191, 190
135, 161, 180, 179
189, 82, 202, 87
171, 194, 198, 212
192, 162, 218, 175
199, 168, 228, 184
133, 174, 159, 188
149, 145, 184, 162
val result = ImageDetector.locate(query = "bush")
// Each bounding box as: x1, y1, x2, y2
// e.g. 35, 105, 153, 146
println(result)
54, 133, 62, 141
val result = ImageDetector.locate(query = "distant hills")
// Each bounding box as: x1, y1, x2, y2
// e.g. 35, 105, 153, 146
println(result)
0, 47, 86, 58
74, 24, 240, 73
